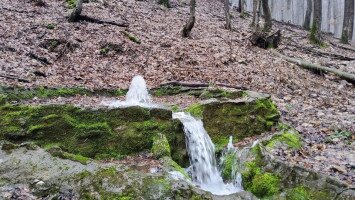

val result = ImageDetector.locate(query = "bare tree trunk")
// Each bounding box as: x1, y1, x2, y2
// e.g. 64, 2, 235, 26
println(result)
224, 0, 231, 30
341, 0, 354, 43
251, 0, 260, 29
303, 0, 312, 30
310, 0, 322, 45
261, 0, 272, 32
182, 0, 196, 37
69, 0, 83, 22
239, 0, 245, 17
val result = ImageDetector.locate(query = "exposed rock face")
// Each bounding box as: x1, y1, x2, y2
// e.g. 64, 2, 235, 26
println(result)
0, 145, 256, 199
190, 92, 280, 147
0, 104, 188, 166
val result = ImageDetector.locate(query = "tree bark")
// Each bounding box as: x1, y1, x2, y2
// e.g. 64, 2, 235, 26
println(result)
271, 49, 355, 84
251, 0, 260, 29
341, 0, 354, 43
310, 0, 322, 45
224, 0, 231, 30
261, 0, 272, 32
69, 0, 83, 22
182, 0, 196, 37
238, 0, 245, 16
303, 0, 312, 30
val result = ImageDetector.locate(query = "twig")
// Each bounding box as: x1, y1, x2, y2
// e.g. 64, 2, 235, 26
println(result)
0, 74, 30, 83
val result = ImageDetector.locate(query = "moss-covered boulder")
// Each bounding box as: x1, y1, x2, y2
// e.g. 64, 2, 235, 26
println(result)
151, 133, 171, 158
185, 92, 280, 147
0, 104, 188, 165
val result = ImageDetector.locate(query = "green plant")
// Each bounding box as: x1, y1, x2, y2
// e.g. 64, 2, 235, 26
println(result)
46, 23, 56, 30
100, 47, 110, 55
325, 130, 352, 143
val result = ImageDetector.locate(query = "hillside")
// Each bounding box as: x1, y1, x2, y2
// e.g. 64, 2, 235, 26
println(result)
1, 0, 354, 186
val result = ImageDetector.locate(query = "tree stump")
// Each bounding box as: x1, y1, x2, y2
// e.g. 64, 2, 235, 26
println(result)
249, 30, 281, 49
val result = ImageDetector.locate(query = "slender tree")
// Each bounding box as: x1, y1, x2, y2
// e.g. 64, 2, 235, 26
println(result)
303, 0, 312, 30
251, 0, 260, 29
310, 0, 322, 45
182, 0, 196, 37
261, 0, 272, 32
341, 0, 354, 43
238, 0, 245, 17
69, 0, 83, 22
224, 0, 232, 30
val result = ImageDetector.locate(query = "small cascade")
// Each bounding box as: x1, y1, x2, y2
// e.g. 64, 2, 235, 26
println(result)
222, 136, 244, 191
103, 75, 157, 108
172, 112, 241, 195
126, 75, 151, 104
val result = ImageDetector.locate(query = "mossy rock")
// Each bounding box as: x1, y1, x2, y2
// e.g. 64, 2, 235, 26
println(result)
197, 97, 280, 147
151, 133, 171, 158
0, 104, 187, 165
264, 129, 302, 150
0, 85, 127, 102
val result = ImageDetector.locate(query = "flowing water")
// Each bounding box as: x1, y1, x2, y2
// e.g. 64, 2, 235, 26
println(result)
102, 75, 158, 108
172, 112, 242, 195
107, 76, 245, 195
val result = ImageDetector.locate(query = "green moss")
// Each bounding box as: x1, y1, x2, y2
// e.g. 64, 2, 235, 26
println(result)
265, 130, 302, 150
185, 103, 203, 118
62, 152, 90, 165
286, 186, 331, 200
310, 23, 324, 46
250, 173, 280, 198
151, 86, 183, 96
122, 31, 141, 44
66, 0, 76, 8
0, 104, 186, 163
0, 86, 128, 102
160, 156, 190, 180
0, 94, 7, 105
100, 47, 110, 55
158, 0, 170, 7
170, 105, 180, 112
341, 32, 349, 44
151, 133, 171, 158
221, 152, 237, 180
241, 162, 262, 190
46, 23, 56, 30
199, 89, 239, 99
203, 97, 280, 143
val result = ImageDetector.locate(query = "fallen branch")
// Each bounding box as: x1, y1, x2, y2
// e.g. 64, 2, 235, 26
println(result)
287, 43, 355, 61
78, 15, 129, 27
26, 52, 51, 65
0, 74, 30, 83
329, 41, 355, 53
271, 49, 355, 84
159, 81, 247, 90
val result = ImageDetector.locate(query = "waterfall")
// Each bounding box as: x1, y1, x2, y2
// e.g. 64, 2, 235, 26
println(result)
172, 112, 241, 195
223, 136, 243, 190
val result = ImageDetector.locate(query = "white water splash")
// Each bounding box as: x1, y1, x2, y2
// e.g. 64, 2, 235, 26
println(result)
126, 75, 151, 104
102, 75, 159, 108
172, 112, 241, 195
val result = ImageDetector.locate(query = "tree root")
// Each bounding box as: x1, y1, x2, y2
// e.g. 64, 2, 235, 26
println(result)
271, 49, 355, 84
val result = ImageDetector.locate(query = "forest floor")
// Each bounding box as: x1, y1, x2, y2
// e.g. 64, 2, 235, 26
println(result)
0, 0, 354, 184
